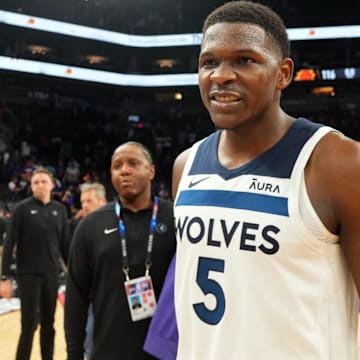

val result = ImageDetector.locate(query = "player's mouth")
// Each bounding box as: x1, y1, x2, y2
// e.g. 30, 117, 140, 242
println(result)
210, 91, 241, 103
212, 95, 240, 102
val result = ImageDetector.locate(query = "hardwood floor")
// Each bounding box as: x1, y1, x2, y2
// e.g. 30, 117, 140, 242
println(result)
1, 303, 360, 359
0, 300, 66, 360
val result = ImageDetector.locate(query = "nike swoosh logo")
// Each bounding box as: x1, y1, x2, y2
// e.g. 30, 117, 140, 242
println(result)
30, 210, 38, 214
188, 176, 210, 188
104, 227, 118, 235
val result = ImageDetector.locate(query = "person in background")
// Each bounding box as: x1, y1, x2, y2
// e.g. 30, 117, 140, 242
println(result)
68, 182, 107, 237
78, 182, 107, 218
146, 1, 360, 359
0, 168, 69, 360
0, 207, 10, 278
65, 141, 176, 359
73, 182, 107, 360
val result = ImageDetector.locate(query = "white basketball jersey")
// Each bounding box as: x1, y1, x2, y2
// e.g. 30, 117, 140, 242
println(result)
174, 118, 359, 360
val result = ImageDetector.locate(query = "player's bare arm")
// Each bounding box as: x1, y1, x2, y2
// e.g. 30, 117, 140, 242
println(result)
172, 148, 191, 200
305, 131, 360, 295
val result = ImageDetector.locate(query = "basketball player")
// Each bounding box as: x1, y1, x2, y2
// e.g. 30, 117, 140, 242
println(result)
147, 1, 360, 359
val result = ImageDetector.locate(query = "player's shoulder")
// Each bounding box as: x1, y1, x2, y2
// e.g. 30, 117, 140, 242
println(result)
308, 130, 360, 202
174, 132, 216, 166
315, 130, 360, 168
173, 147, 191, 168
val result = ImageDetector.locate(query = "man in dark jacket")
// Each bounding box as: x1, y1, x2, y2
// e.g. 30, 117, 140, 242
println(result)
0, 168, 69, 360
65, 142, 176, 360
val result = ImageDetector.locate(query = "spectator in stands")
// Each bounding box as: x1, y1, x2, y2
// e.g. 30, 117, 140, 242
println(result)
63, 158, 81, 188
7, 174, 22, 203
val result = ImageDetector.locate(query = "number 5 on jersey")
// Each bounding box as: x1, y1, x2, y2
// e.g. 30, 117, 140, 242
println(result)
193, 257, 225, 325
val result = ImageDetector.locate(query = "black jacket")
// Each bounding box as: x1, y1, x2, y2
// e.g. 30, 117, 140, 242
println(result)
65, 198, 176, 360
1, 196, 69, 276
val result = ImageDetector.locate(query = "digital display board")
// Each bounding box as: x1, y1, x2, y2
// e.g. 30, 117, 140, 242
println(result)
294, 67, 360, 82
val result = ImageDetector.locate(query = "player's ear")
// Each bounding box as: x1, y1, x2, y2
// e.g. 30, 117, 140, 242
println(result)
278, 58, 294, 90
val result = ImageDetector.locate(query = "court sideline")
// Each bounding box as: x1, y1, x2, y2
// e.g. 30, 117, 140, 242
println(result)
0, 300, 66, 360
1, 304, 360, 359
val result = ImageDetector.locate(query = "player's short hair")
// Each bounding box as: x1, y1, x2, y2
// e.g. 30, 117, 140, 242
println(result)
202, 0, 290, 58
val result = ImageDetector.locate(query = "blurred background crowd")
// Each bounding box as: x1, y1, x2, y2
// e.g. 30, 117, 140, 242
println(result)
0, 0, 359, 227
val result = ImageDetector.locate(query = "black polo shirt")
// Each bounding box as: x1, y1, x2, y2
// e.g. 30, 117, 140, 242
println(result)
1, 196, 69, 276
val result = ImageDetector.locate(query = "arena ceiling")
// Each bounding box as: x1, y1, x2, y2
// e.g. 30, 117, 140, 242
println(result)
0, 0, 359, 112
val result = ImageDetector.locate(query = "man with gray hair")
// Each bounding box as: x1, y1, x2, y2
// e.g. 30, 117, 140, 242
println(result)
79, 182, 107, 218
69, 183, 107, 236
69, 182, 107, 359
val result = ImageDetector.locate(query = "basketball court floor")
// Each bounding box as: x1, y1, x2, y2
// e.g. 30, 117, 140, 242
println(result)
1, 301, 360, 359
0, 299, 66, 360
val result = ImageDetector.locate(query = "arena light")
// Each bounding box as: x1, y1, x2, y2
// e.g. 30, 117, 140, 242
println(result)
288, 26, 360, 41
174, 92, 183, 100
0, 56, 198, 87
27, 44, 52, 55
0, 9, 359, 48
1, 56, 359, 87
85, 55, 108, 65
0, 10, 202, 48
156, 59, 177, 68
311, 86, 335, 96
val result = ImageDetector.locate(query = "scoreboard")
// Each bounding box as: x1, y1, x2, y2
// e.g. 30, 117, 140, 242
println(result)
294, 67, 360, 81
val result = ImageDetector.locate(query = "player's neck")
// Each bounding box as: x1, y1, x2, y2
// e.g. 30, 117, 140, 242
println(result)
218, 113, 294, 169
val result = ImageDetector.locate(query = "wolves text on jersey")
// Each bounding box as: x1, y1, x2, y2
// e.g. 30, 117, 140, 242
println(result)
176, 216, 280, 255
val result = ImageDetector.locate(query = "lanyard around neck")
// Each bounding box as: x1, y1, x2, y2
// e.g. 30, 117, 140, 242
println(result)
115, 197, 159, 280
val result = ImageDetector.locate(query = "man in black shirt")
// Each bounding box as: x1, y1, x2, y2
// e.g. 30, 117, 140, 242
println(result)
65, 142, 176, 359
71, 182, 107, 360
0, 168, 69, 360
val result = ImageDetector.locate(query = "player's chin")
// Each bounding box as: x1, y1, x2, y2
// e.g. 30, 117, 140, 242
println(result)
211, 114, 243, 130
